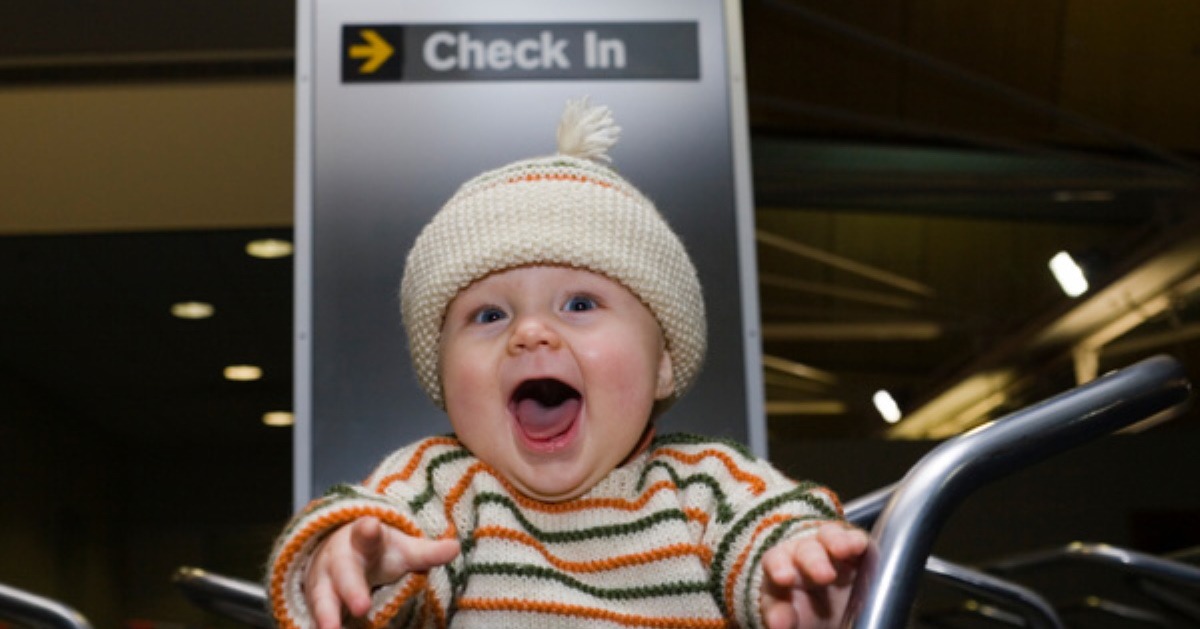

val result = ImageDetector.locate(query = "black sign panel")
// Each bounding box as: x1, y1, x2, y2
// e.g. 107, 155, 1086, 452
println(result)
342, 22, 699, 82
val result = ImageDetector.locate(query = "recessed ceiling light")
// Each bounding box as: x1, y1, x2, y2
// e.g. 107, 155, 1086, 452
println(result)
873, 389, 902, 424
246, 238, 294, 259
224, 365, 263, 381
262, 411, 294, 427
171, 301, 214, 319
1049, 251, 1089, 298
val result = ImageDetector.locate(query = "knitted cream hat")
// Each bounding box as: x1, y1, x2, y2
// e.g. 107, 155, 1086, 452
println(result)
400, 98, 706, 408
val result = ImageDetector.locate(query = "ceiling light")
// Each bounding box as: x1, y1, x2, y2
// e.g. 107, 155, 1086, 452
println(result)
762, 355, 838, 385
887, 369, 1019, 439
170, 301, 214, 319
873, 390, 902, 424
1049, 251, 1089, 298
765, 400, 847, 415
1052, 190, 1114, 203
224, 365, 263, 381
262, 411, 294, 427
246, 238, 294, 259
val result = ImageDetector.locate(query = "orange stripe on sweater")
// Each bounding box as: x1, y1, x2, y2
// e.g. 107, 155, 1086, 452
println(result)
268, 506, 426, 629
684, 507, 711, 529
657, 448, 768, 495
370, 575, 447, 629
506, 172, 615, 189
369, 575, 428, 629
473, 525, 713, 572
815, 485, 845, 517
374, 436, 461, 493
722, 513, 799, 617
442, 461, 491, 538
457, 597, 727, 629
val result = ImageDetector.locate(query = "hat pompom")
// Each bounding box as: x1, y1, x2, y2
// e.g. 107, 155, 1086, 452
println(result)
556, 97, 620, 164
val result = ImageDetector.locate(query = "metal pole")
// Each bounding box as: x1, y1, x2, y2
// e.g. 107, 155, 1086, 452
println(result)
844, 354, 1192, 629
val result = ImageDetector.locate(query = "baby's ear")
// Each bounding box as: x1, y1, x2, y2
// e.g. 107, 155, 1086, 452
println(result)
654, 350, 675, 401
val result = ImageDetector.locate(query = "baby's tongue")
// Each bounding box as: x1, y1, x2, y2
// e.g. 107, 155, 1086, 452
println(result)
515, 397, 581, 439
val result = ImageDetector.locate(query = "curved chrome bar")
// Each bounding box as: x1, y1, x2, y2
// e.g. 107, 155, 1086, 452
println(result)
0, 583, 93, 629
1136, 578, 1200, 623
1060, 596, 1172, 625
989, 541, 1200, 588
845, 488, 1064, 628
173, 567, 273, 628
845, 487, 1063, 628
843, 484, 896, 529
844, 354, 1193, 629
924, 557, 1064, 629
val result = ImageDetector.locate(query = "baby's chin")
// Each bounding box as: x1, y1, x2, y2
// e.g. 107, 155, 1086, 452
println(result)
505, 466, 606, 503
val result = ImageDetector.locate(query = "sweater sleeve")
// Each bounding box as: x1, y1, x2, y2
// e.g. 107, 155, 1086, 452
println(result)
657, 435, 845, 629
266, 438, 464, 629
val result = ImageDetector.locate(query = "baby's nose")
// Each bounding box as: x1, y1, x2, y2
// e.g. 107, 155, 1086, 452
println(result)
508, 316, 562, 353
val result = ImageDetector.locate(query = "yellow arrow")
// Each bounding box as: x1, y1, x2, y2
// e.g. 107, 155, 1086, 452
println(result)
349, 29, 394, 74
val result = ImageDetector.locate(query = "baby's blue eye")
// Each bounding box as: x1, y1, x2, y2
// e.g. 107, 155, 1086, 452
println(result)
564, 295, 597, 312
472, 307, 507, 324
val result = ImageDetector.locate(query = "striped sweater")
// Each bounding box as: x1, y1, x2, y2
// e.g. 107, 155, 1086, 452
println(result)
268, 434, 844, 629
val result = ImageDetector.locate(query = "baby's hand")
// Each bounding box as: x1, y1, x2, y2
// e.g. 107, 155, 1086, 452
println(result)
760, 522, 869, 629
304, 516, 460, 629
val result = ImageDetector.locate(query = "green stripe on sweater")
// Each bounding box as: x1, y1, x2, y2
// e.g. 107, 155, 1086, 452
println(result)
469, 493, 691, 543
457, 563, 711, 599
637, 461, 736, 523
709, 484, 837, 616
741, 519, 800, 628
408, 448, 474, 512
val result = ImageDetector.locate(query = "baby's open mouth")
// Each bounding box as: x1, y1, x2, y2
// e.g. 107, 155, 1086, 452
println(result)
510, 378, 582, 442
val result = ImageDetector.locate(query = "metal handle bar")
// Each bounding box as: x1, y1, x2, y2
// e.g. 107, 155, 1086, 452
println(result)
844, 354, 1193, 629
0, 583, 93, 629
989, 543, 1200, 623
1136, 578, 1200, 624
988, 541, 1200, 589
845, 489, 1064, 629
923, 557, 1064, 629
843, 484, 895, 529
1059, 596, 1173, 625
173, 567, 273, 628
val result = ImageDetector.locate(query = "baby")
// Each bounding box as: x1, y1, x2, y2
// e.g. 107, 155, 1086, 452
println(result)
267, 99, 867, 629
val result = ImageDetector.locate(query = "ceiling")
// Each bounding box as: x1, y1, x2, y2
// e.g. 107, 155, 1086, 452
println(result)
3, 0, 1199, 447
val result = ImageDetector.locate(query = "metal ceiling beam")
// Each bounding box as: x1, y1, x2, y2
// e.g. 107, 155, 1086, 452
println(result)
756, 0, 1200, 175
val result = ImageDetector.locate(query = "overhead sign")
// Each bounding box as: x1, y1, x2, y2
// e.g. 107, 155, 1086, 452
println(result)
342, 22, 700, 82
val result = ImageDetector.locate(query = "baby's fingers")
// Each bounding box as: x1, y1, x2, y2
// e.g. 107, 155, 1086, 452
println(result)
394, 536, 461, 573
358, 525, 460, 586
790, 537, 839, 586
817, 524, 869, 561
348, 517, 386, 560
308, 576, 346, 629
762, 544, 800, 589
331, 548, 375, 618
761, 597, 799, 629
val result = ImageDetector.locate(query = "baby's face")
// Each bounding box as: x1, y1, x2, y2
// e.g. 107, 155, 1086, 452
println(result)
438, 266, 674, 502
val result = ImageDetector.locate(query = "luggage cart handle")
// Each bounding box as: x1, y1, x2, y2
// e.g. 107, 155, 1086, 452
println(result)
844, 354, 1193, 629
845, 488, 1064, 629
0, 583, 94, 629
923, 556, 1064, 629
989, 541, 1200, 589
173, 567, 273, 629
